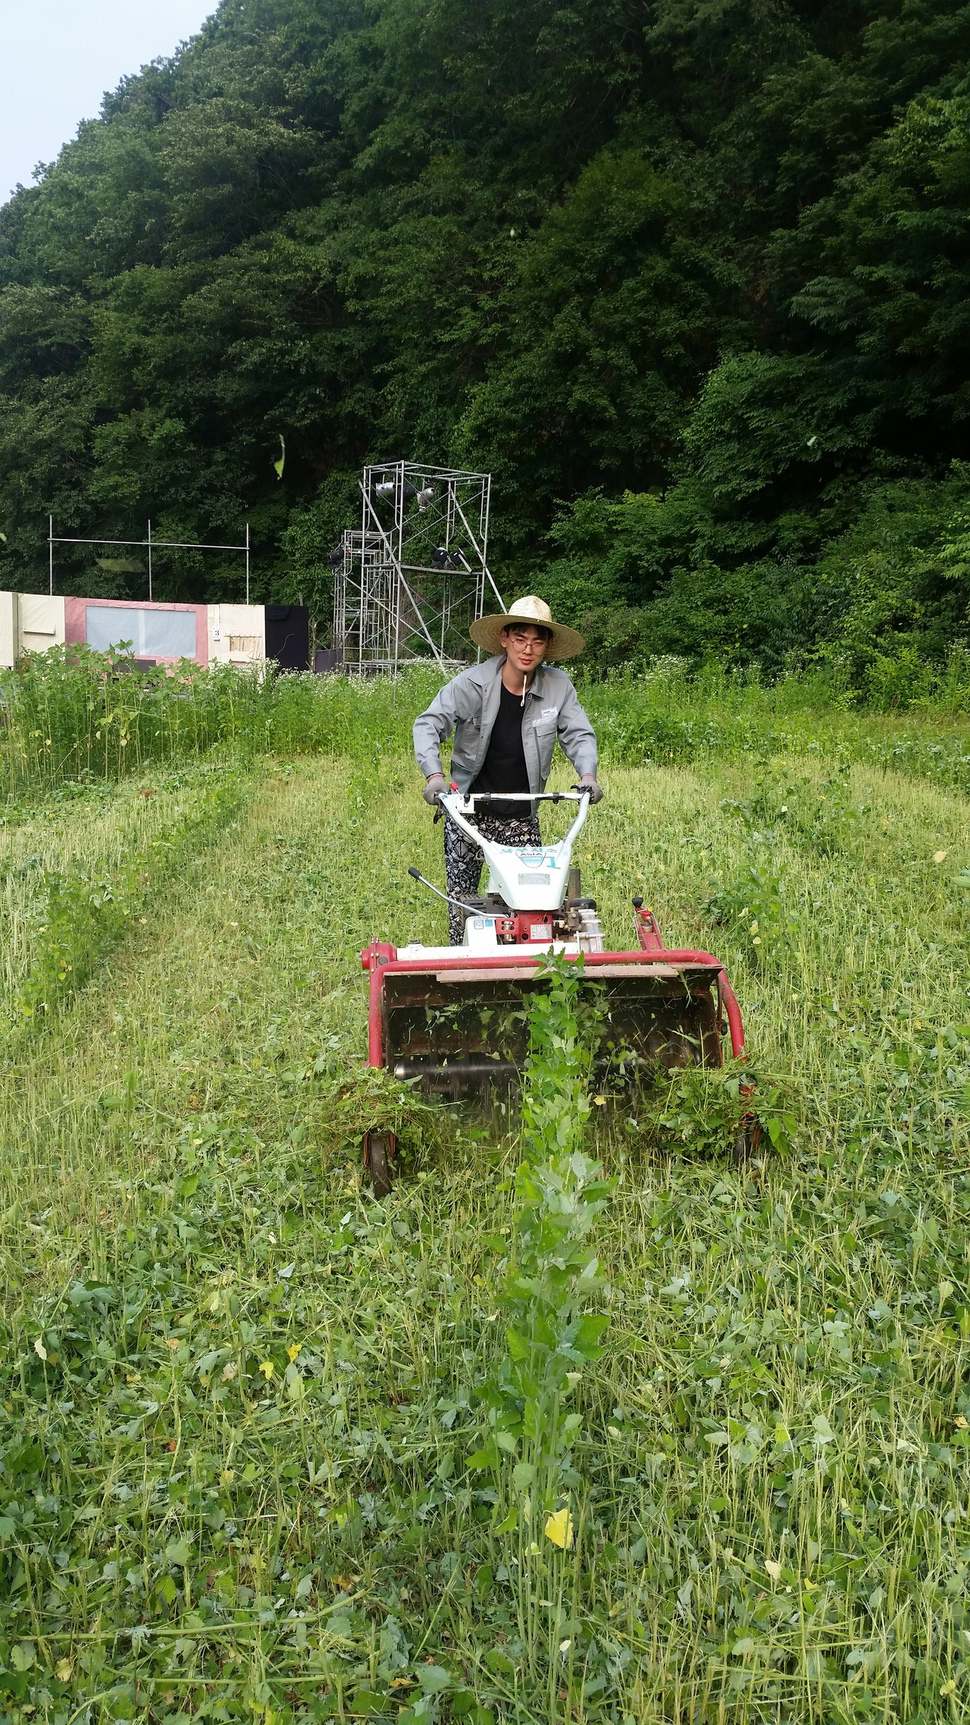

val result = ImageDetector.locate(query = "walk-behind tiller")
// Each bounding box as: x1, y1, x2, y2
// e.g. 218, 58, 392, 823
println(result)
360, 789, 757, 1194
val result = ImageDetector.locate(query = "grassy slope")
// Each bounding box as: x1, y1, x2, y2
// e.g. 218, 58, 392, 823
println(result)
0, 744, 967, 1722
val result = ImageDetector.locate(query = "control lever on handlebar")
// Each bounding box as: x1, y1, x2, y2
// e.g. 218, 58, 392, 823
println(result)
433, 781, 459, 823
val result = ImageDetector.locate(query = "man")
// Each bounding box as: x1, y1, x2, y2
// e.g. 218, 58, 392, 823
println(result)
413, 595, 602, 942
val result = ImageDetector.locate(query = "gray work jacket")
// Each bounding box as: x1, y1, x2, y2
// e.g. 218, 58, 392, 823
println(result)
413, 655, 598, 793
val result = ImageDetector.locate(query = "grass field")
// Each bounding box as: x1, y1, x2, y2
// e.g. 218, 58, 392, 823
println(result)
0, 669, 968, 1724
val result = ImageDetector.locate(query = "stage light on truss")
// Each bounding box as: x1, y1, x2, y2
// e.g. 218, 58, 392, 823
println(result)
376, 477, 431, 507
431, 545, 467, 570
329, 546, 343, 570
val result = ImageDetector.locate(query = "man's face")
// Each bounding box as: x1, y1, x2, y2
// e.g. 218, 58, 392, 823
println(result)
502, 625, 550, 678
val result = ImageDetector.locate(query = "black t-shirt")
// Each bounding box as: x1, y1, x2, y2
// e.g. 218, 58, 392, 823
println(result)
469, 681, 530, 818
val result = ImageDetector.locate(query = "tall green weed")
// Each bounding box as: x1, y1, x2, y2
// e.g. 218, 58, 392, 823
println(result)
473, 961, 612, 1708
0, 650, 441, 802
2, 647, 967, 806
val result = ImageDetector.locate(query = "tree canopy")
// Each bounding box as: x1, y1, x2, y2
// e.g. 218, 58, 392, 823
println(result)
1, 0, 969, 687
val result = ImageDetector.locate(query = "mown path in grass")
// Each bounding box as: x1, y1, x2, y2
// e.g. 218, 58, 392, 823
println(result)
0, 746, 967, 1722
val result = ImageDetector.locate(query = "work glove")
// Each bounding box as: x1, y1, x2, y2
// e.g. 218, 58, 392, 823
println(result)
422, 772, 447, 805
580, 773, 604, 805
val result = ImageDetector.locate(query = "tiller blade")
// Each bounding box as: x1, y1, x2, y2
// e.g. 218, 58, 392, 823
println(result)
373, 960, 726, 1100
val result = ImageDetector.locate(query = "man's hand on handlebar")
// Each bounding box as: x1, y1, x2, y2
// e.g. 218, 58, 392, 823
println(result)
579, 773, 604, 804
422, 772, 447, 805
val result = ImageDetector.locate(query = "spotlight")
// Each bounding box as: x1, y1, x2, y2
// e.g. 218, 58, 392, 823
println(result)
416, 485, 435, 511
431, 546, 450, 568
375, 480, 396, 500
329, 546, 343, 570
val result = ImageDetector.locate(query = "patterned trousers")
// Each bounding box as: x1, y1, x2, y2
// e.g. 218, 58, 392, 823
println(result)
443, 810, 541, 944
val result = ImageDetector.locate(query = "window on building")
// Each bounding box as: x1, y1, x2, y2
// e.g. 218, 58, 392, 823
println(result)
85, 606, 197, 659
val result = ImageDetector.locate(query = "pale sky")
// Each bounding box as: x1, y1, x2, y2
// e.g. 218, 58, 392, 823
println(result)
1, 0, 218, 205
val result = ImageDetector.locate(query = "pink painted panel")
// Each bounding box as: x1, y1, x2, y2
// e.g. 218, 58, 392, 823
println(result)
64, 597, 86, 645
65, 597, 208, 665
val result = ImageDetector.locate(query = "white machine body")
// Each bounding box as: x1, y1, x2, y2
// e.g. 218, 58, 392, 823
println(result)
397, 790, 605, 959
439, 789, 589, 912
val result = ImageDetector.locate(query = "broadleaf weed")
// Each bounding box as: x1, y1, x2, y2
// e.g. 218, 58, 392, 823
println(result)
473, 958, 613, 1707
704, 859, 795, 970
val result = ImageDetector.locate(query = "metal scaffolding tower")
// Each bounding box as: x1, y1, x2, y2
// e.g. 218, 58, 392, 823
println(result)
331, 462, 505, 673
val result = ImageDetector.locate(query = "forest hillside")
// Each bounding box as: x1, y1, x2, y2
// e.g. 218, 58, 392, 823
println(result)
2, 0, 969, 694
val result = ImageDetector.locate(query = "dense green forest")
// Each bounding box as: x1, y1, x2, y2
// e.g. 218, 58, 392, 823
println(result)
1, 0, 970, 695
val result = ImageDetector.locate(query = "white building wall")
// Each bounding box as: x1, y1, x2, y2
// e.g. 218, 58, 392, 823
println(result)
18, 592, 66, 655
207, 603, 266, 667
2, 591, 267, 669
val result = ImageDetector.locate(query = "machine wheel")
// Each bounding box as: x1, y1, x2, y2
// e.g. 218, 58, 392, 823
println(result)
363, 1129, 397, 1198
733, 1113, 763, 1159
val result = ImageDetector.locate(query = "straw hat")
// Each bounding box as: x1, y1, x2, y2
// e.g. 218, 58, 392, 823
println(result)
469, 595, 585, 661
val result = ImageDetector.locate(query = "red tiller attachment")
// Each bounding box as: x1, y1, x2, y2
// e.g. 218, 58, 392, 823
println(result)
361, 902, 748, 1100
